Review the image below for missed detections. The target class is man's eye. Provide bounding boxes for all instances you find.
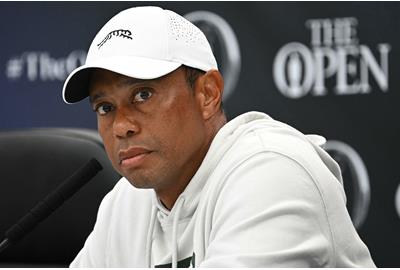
[95,104,114,115]
[133,90,152,103]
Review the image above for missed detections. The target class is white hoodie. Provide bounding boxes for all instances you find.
[70,111,376,267]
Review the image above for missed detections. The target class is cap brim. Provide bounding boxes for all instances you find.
[62,55,182,104]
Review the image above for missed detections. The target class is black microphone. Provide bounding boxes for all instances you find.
[0,158,103,253]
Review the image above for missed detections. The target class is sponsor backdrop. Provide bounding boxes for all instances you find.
[1,2,399,267]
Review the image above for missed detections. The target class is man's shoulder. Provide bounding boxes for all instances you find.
[223,118,317,168]
[207,117,341,204]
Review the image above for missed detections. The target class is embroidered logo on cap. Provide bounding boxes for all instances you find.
[97,29,133,49]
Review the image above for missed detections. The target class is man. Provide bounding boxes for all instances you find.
[62,6,375,267]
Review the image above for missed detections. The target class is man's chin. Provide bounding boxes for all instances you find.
[124,175,155,190]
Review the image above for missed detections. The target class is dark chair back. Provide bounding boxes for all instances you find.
[0,128,120,267]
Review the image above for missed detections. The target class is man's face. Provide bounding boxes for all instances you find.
[89,67,210,198]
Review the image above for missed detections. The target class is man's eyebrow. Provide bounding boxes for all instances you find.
[89,76,161,104]
[89,93,104,104]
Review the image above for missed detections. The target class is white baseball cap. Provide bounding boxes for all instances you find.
[62,6,218,104]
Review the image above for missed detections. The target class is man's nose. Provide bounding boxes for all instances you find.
[112,108,139,138]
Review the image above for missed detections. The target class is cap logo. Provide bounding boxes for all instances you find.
[97,29,133,49]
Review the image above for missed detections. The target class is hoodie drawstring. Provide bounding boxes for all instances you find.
[146,206,157,267]
[146,197,185,268]
[172,197,185,268]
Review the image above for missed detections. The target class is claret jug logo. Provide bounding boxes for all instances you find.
[273,17,391,98]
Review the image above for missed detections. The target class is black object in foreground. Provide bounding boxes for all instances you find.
[0,158,103,254]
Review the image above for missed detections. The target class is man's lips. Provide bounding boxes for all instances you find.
[118,147,152,167]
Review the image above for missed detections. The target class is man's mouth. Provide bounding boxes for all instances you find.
[118,147,152,168]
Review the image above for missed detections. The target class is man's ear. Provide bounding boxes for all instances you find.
[195,70,224,121]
